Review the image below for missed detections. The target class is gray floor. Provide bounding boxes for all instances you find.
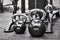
[0,11,60,40]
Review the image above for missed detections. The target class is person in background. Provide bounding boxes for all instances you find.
[0,0,4,13]
[11,0,18,14]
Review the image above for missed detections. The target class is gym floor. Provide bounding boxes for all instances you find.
[0,10,60,40]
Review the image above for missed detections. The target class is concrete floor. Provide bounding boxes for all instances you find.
[0,11,60,40]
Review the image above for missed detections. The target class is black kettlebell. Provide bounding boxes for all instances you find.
[28,21,46,37]
[13,21,26,34]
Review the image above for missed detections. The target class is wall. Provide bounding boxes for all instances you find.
[3,0,12,5]
[53,0,60,8]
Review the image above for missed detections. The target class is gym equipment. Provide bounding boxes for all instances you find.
[44,0,59,33]
[28,9,46,37]
[28,20,46,37]
[28,0,47,37]
[28,0,58,37]
[28,0,46,37]
[12,14,27,34]
[4,13,27,34]
[45,0,54,33]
